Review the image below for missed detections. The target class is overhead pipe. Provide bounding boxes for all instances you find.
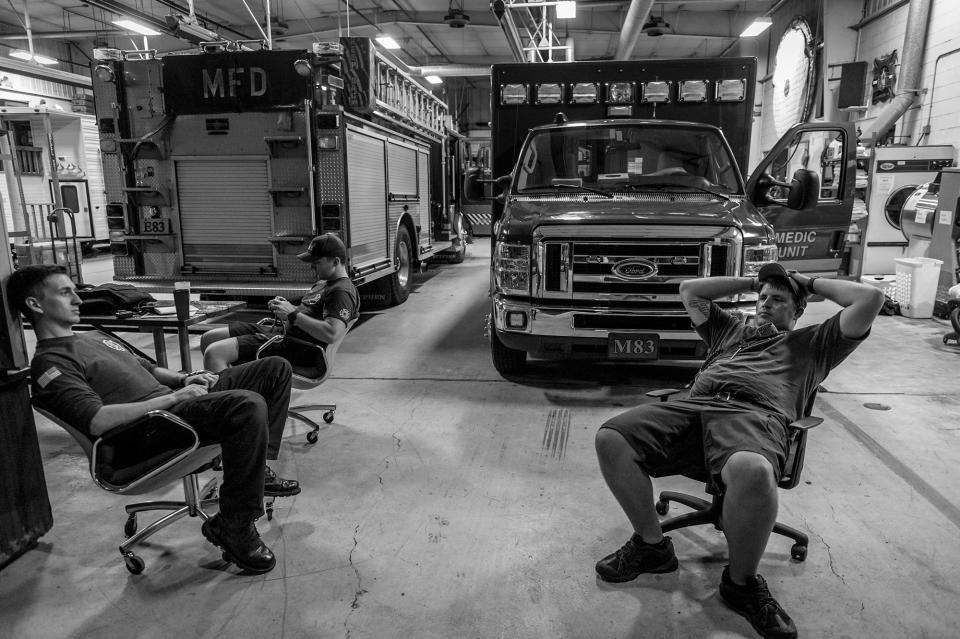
[860,0,933,146]
[491,0,530,63]
[614,0,655,60]
[408,65,491,77]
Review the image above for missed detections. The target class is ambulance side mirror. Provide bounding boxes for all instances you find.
[755,169,820,210]
[495,174,512,203]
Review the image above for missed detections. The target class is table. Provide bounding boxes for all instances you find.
[78,301,246,372]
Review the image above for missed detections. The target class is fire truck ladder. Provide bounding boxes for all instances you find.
[372,51,450,140]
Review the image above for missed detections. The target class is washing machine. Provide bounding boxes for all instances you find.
[858,145,954,276]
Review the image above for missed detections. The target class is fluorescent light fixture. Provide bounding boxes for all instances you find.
[740,16,772,38]
[556,1,576,19]
[32,54,58,65]
[376,35,401,50]
[113,19,161,36]
[9,50,32,61]
[424,75,443,85]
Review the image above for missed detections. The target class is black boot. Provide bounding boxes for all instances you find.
[264,465,301,497]
[202,513,276,574]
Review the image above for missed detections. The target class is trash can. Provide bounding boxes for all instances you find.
[860,274,896,296]
[892,257,943,318]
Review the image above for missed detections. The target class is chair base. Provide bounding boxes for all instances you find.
[288,403,337,444]
[657,490,810,562]
[117,472,219,574]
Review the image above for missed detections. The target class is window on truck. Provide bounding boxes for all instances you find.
[515,124,743,194]
[765,129,846,203]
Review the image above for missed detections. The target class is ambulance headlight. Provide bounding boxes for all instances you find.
[494,242,531,294]
[742,244,779,276]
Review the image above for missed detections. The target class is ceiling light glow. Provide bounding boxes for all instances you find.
[425,75,443,85]
[113,19,161,36]
[740,16,772,38]
[556,1,576,19]
[9,50,33,61]
[376,35,401,50]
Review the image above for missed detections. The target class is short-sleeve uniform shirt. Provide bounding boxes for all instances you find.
[288,276,359,344]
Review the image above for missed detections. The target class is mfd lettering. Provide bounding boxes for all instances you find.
[201,67,267,98]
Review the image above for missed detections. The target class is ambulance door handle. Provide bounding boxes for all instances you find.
[828,230,845,255]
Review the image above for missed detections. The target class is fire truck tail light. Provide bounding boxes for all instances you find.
[501,83,528,105]
[294,59,312,77]
[716,79,746,102]
[641,81,670,103]
[94,64,115,83]
[679,80,708,102]
[317,135,338,150]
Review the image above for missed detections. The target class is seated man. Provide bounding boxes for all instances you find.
[201,232,359,380]
[7,264,302,575]
[594,264,885,639]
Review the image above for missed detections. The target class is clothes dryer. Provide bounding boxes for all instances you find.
[859,145,953,275]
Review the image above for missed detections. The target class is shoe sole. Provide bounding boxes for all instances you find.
[201,522,276,574]
[264,486,301,497]
[596,555,679,583]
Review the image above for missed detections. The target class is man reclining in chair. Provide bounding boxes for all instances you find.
[200,232,359,379]
[8,264,300,575]
[594,264,885,639]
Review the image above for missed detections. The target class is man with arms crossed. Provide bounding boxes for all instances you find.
[595,264,884,638]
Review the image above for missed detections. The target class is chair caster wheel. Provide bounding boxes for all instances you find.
[791,543,807,561]
[306,430,319,444]
[266,506,274,521]
[655,500,669,516]
[124,514,138,538]
[123,552,145,574]
[323,411,335,423]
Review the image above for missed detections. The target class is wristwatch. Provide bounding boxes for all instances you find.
[287,310,299,326]
[806,276,819,295]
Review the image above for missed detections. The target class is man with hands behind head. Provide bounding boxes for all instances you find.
[7,264,298,575]
[594,264,885,639]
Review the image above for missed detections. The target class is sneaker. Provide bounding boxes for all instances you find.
[595,533,679,582]
[201,513,276,574]
[264,465,300,497]
[719,566,797,639]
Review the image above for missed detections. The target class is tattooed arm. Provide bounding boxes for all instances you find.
[678,277,758,327]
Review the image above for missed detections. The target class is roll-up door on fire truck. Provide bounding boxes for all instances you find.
[417,149,430,250]
[347,127,388,269]
[175,159,274,272]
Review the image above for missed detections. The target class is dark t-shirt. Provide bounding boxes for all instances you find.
[688,303,868,421]
[288,276,359,343]
[31,331,171,437]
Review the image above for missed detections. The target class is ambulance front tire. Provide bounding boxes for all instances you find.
[491,329,526,376]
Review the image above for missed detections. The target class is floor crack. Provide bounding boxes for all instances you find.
[343,524,367,638]
[805,518,846,584]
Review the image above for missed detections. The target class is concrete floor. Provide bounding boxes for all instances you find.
[2,244,960,638]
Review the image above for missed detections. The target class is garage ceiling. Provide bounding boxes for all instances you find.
[0,0,778,77]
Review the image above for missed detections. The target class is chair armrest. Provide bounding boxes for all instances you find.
[789,416,824,431]
[646,388,683,402]
[257,317,281,327]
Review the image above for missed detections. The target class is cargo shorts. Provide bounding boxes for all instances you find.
[600,395,791,493]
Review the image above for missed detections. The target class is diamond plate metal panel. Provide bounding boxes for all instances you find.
[113,255,136,278]
[101,150,124,200]
[277,254,316,281]
[274,209,312,236]
[316,142,345,202]
[144,252,178,277]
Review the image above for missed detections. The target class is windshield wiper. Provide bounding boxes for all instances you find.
[622,182,732,202]
[519,183,614,199]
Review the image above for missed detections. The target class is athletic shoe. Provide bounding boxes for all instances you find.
[719,566,797,639]
[595,533,679,582]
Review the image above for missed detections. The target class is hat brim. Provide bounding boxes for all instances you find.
[296,251,317,262]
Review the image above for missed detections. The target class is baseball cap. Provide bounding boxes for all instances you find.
[758,262,807,309]
[297,233,347,263]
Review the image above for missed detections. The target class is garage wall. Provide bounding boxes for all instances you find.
[856,0,960,148]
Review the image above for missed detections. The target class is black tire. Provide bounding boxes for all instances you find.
[490,325,526,376]
[323,411,335,423]
[389,226,414,305]
[306,430,319,444]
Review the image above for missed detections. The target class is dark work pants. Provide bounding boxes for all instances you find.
[169,357,292,522]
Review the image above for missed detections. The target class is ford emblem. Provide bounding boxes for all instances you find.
[612,258,658,280]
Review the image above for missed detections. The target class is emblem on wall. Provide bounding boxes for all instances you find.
[872,51,897,104]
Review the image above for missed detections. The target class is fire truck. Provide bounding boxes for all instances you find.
[488,59,856,375]
[89,37,466,305]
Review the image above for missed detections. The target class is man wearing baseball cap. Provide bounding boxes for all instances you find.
[201,233,359,494]
[594,263,885,639]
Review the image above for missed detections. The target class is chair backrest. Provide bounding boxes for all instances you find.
[34,407,221,496]
[257,317,358,387]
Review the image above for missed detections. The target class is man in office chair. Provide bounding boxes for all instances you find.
[201,232,359,379]
[7,264,298,575]
[594,263,885,639]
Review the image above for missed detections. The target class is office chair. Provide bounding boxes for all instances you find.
[645,388,823,561]
[255,317,358,444]
[34,407,222,574]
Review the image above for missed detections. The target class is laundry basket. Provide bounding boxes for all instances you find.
[892,257,943,318]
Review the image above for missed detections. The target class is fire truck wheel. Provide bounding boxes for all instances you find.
[388,226,414,305]
[491,327,526,376]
